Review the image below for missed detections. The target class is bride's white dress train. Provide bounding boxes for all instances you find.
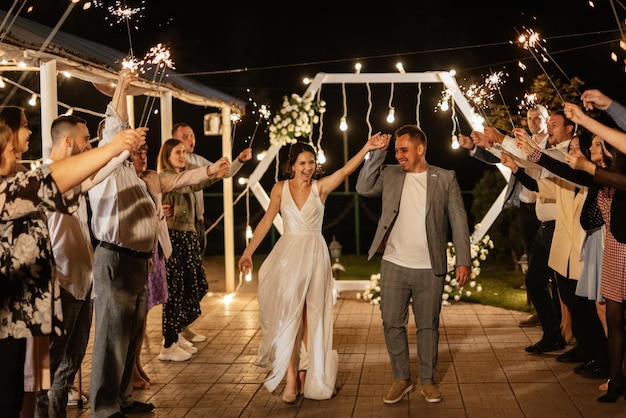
[255,180,338,400]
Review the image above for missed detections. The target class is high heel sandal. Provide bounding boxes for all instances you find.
[597,379,625,403]
[282,382,300,405]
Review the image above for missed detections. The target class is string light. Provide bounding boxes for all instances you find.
[386,108,395,123]
[315,87,326,165]
[386,82,395,123]
[28,93,37,106]
[339,82,348,131]
[396,62,405,73]
[339,117,348,131]
[451,97,459,149]
[415,82,422,126]
[317,149,326,164]
[354,62,362,74]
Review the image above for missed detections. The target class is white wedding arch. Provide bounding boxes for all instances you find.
[235,71,511,291]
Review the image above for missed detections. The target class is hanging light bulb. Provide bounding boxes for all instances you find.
[28,94,37,106]
[256,150,266,161]
[386,83,395,123]
[396,62,405,73]
[318,149,326,164]
[386,108,395,123]
[339,116,348,132]
[245,271,252,282]
[0,78,5,88]
[354,62,362,74]
[440,101,449,111]
[245,225,253,239]
[451,135,460,149]
[238,177,248,185]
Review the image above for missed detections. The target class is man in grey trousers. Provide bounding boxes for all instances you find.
[356,124,471,405]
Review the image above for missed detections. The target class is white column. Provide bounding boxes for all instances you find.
[39,60,57,158]
[221,107,236,293]
[160,91,173,144]
[126,95,135,127]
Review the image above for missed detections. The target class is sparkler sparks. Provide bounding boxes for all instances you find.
[247,104,271,147]
[515,26,582,102]
[138,43,176,126]
[143,43,175,70]
[517,28,543,52]
[521,92,538,109]
[121,56,143,73]
[92,1,146,27]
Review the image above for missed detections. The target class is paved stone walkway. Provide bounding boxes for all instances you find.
[66,259,625,417]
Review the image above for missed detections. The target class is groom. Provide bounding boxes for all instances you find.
[356,124,471,405]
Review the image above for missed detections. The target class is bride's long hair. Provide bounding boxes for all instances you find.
[282,141,324,179]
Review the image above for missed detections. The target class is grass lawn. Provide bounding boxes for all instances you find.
[215,254,534,314]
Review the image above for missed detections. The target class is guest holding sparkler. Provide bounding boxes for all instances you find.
[88,70,157,418]
[562,100,626,402]
[460,106,572,346]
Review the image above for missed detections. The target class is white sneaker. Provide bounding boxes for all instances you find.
[177,334,198,354]
[158,342,192,361]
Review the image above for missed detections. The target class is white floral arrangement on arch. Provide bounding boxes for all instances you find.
[268,93,326,146]
[357,225,492,306]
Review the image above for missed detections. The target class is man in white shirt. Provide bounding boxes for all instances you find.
[88,72,156,418]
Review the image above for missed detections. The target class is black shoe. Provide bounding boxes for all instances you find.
[556,346,584,363]
[525,338,565,353]
[580,366,610,380]
[121,401,154,415]
[574,360,597,374]
[108,413,128,418]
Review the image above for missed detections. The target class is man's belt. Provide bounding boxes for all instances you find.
[98,241,153,259]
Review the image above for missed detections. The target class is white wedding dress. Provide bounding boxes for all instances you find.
[255,180,338,400]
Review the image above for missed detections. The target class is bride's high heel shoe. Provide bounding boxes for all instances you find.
[282,381,300,405]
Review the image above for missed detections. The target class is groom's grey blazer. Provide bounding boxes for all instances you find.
[356,149,471,276]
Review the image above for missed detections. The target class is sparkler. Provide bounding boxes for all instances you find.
[487,69,515,130]
[515,27,581,102]
[138,43,175,127]
[521,92,538,109]
[92,1,147,58]
[247,104,270,148]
